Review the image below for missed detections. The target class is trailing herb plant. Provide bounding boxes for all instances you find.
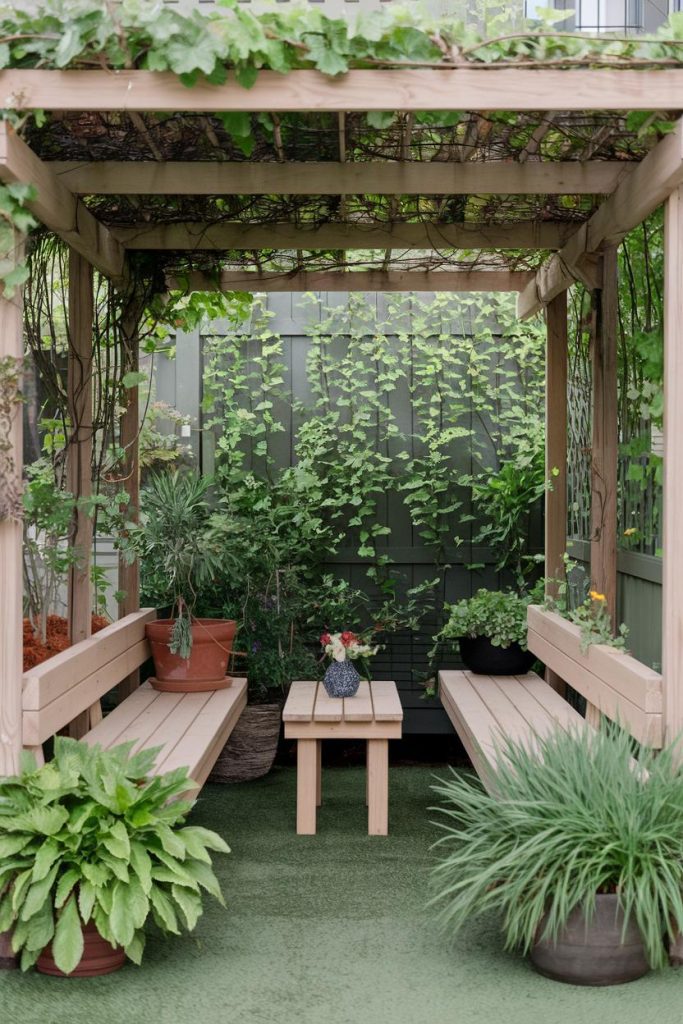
[0,738,230,973]
[436,588,533,653]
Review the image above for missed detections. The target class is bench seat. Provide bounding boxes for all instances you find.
[439,669,586,793]
[83,678,247,787]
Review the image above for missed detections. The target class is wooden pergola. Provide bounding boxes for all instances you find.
[1,65,682,777]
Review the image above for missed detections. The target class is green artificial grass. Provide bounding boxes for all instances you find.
[2,765,682,1024]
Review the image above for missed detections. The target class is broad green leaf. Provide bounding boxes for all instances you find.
[78,881,96,924]
[52,897,84,976]
[25,901,54,953]
[31,840,60,882]
[125,929,146,966]
[109,881,136,947]
[102,819,131,861]
[171,885,203,931]
[150,886,180,935]
[20,865,59,922]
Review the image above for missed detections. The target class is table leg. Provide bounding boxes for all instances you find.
[316,740,322,807]
[297,739,318,835]
[367,738,389,836]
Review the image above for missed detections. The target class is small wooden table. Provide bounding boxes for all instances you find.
[283,679,403,836]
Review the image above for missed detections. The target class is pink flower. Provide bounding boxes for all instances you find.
[320,633,331,647]
[340,631,357,647]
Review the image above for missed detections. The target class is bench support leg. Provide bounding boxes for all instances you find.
[316,740,322,807]
[296,739,318,835]
[367,738,389,836]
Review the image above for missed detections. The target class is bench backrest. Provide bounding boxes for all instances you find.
[527,604,663,748]
[22,609,156,746]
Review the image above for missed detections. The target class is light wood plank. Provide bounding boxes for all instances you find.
[519,118,683,318]
[283,680,318,722]
[367,739,389,836]
[527,605,662,711]
[296,739,318,835]
[312,683,344,723]
[0,236,24,777]
[141,690,214,766]
[0,123,126,284]
[170,270,534,295]
[663,185,683,750]
[517,673,587,734]
[284,721,402,740]
[114,220,572,252]
[466,673,542,751]
[342,679,374,722]
[22,608,155,707]
[370,680,403,722]
[492,677,563,741]
[439,672,501,782]
[5,68,683,113]
[158,679,247,782]
[49,160,632,197]
[316,741,322,807]
[22,639,151,745]
[114,691,185,755]
[81,684,159,749]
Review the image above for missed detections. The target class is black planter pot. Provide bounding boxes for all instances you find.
[530,894,650,986]
[459,635,535,676]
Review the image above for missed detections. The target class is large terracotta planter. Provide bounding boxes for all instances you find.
[209,702,282,783]
[146,618,237,692]
[459,636,535,676]
[530,894,649,986]
[37,922,125,978]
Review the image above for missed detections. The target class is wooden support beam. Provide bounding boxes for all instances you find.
[590,247,619,627]
[544,291,568,698]
[518,119,683,318]
[66,249,94,740]
[49,160,631,197]
[168,270,534,294]
[0,123,126,285]
[117,308,141,701]
[4,68,683,113]
[663,186,683,749]
[0,244,23,780]
[114,220,572,252]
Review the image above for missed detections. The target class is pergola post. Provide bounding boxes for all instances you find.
[544,291,568,696]
[117,306,140,699]
[663,186,683,749]
[66,249,96,738]
[587,246,619,727]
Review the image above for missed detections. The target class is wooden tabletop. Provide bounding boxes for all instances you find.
[283,679,403,739]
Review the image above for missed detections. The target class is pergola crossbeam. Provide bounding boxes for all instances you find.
[49,160,632,197]
[518,118,683,318]
[0,124,127,285]
[166,270,534,293]
[4,68,683,113]
[115,221,572,252]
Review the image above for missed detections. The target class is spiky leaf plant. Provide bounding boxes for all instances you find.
[430,725,683,969]
[0,738,230,974]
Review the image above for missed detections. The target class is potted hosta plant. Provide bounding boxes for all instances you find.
[129,471,238,692]
[0,738,230,977]
[320,630,379,698]
[430,725,683,986]
[436,589,535,675]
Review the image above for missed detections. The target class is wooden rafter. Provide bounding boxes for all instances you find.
[113,220,573,251]
[166,269,534,293]
[0,124,126,285]
[50,159,632,196]
[518,117,683,318]
[4,68,683,112]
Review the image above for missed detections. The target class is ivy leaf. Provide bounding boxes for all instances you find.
[366,111,397,130]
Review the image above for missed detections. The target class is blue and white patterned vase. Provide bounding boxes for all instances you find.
[323,659,361,698]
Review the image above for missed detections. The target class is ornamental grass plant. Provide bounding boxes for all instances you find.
[430,725,683,969]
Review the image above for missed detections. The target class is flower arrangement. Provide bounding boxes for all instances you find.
[319,630,379,663]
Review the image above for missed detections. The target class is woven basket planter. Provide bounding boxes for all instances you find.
[208,702,282,783]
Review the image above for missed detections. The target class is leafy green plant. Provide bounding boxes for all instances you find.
[436,588,532,652]
[0,737,230,974]
[543,555,629,653]
[430,724,683,969]
[127,470,228,658]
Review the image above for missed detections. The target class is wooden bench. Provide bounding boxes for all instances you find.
[22,608,247,788]
[283,679,403,836]
[439,605,664,790]
[439,670,587,792]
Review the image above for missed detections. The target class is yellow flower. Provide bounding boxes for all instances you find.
[589,590,606,602]
[623,528,637,537]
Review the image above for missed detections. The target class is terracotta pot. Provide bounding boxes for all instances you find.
[459,636,535,676]
[146,618,237,692]
[37,922,125,978]
[209,702,282,783]
[530,893,650,986]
